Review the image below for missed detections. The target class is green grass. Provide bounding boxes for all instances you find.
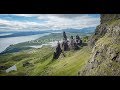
[29,46,91,76]
[107,19,120,26]
[0,45,91,76]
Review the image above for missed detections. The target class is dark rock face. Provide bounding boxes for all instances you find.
[101,14,120,24]
[89,14,120,47]
[53,41,62,59]
[0,66,7,70]
[80,14,120,76]
[62,31,69,51]
[76,35,82,46]
[63,31,67,40]
[62,40,69,51]
[70,36,77,50]
[53,32,83,59]
[70,36,75,49]
[70,35,82,50]
[88,23,108,47]
[23,62,33,67]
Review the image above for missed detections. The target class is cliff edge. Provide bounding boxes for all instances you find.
[80,14,120,76]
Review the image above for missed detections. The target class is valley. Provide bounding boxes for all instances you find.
[1,14,119,76]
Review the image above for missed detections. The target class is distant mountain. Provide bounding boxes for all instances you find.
[0,27,95,54]
[0,31,49,38]
[0,27,95,38]
[62,27,96,33]
[47,27,96,34]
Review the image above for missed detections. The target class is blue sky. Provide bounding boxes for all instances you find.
[0,14,100,32]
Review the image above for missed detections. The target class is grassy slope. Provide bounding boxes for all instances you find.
[93,19,120,75]
[0,46,91,76]
[80,19,120,76]
[33,46,91,76]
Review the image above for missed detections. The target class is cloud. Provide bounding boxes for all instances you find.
[38,14,100,30]
[0,19,42,30]
[12,14,87,18]
[12,14,36,17]
[0,14,100,31]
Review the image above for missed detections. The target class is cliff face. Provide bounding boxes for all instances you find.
[88,14,120,47]
[80,14,120,76]
[101,14,120,24]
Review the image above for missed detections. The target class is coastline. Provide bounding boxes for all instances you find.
[0,33,50,53]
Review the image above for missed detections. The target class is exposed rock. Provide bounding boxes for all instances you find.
[80,14,120,76]
[6,65,17,73]
[63,31,67,40]
[76,35,82,46]
[88,24,108,47]
[23,62,33,67]
[53,41,62,59]
[53,32,83,59]
[0,66,7,70]
[69,36,75,49]
[69,35,82,50]
[62,31,69,51]
[62,40,69,51]
[101,14,120,24]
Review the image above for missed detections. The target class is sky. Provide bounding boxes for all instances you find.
[0,14,100,32]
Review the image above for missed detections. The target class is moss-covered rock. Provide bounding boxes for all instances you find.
[80,14,120,76]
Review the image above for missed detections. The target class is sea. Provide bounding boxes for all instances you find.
[0,31,51,53]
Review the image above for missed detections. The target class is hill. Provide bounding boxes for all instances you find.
[0,45,91,76]
[79,14,120,76]
[1,14,119,76]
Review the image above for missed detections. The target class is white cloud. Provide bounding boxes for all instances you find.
[39,14,100,30]
[0,19,43,30]
[12,14,36,17]
[0,14,100,31]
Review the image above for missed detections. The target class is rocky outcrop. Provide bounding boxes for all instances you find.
[62,31,69,51]
[53,41,62,59]
[101,14,120,24]
[53,32,83,59]
[80,14,120,76]
[88,23,108,46]
[88,14,120,47]
[69,35,82,50]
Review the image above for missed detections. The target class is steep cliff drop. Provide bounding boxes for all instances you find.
[80,14,120,76]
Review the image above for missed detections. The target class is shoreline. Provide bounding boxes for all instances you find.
[0,33,51,53]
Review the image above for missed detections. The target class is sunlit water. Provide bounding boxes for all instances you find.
[0,33,13,36]
[28,40,63,49]
[0,33,50,53]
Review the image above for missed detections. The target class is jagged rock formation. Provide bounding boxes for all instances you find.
[88,14,120,47]
[53,32,83,59]
[101,14,120,24]
[62,31,69,51]
[76,35,82,46]
[70,35,81,50]
[53,41,62,59]
[70,36,76,50]
[80,14,120,76]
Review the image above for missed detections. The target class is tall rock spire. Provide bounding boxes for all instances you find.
[63,31,67,40]
[62,31,69,51]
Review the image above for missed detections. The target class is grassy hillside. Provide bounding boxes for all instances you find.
[80,16,120,76]
[0,45,92,76]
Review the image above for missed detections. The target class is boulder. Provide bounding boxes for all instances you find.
[0,66,7,70]
[23,62,32,67]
